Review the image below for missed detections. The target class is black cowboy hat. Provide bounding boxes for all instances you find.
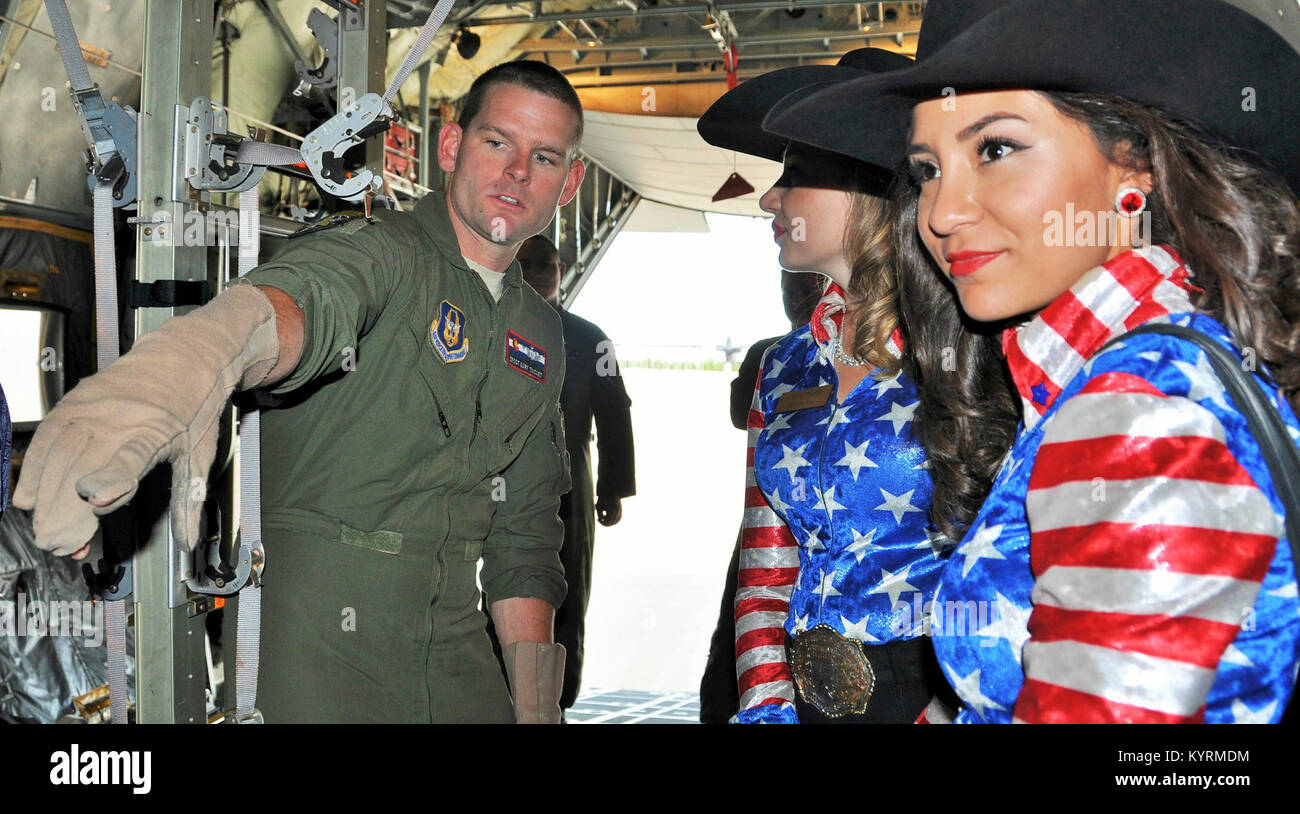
[697,47,913,164]
[764,0,1300,193]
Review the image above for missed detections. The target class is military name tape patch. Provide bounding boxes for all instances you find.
[505,330,546,382]
[431,299,469,363]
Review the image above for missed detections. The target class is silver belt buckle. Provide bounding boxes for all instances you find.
[789,625,876,718]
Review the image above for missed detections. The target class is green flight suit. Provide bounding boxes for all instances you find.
[231,190,570,723]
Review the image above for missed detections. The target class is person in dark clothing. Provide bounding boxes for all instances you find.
[516,235,636,710]
[702,269,825,723]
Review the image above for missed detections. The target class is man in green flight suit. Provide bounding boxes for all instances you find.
[14,60,587,723]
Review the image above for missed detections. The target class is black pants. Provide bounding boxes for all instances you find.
[698,533,742,723]
[553,493,594,709]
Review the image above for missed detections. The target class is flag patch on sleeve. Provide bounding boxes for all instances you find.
[505,330,546,382]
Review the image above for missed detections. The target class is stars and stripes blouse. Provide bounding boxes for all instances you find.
[733,283,941,724]
[932,245,1300,723]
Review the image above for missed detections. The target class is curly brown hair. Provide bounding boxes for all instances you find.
[841,171,904,378]
[896,91,1300,541]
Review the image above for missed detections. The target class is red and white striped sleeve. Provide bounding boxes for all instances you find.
[733,358,802,722]
[1016,371,1283,723]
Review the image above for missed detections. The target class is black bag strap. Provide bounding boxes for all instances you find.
[1100,323,1300,566]
[127,279,212,308]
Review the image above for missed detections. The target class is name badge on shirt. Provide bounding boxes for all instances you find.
[505,330,547,382]
[774,385,832,413]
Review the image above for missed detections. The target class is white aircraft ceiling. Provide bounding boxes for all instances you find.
[581,110,782,220]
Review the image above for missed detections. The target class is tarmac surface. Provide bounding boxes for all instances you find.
[566,688,699,724]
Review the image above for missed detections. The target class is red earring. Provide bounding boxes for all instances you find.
[1115,187,1146,217]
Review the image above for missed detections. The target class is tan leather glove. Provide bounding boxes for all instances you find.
[12,284,280,556]
[501,641,566,724]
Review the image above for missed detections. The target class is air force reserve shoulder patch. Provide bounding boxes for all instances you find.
[431,300,469,363]
[505,330,546,382]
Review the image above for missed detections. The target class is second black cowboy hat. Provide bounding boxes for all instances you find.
[697,47,913,164]
[763,0,1300,193]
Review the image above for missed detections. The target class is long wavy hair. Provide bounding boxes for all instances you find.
[840,165,903,377]
[893,186,1020,542]
[897,90,1300,541]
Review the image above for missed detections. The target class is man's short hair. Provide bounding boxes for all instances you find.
[522,234,558,254]
[457,60,584,151]
[520,234,562,273]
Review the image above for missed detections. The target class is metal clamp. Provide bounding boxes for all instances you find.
[78,97,138,207]
[293,8,339,95]
[184,536,256,597]
[83,557,132,602]
[300,92,390,201]
[45,0,138,206]
[180,97,267,193]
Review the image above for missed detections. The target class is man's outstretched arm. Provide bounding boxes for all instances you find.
[14,209,405,558]
[13,284,298,557]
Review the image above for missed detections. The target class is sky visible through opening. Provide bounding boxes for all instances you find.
[570,210,794,695]
[569,212,794,363]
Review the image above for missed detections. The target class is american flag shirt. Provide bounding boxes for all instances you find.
[933,245,1300,724]
[734,283,940,724]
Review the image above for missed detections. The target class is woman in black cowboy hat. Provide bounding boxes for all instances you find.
[698,48,959,724]
[767,0,1300,723]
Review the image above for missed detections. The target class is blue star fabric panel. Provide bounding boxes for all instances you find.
[751,326,942,645]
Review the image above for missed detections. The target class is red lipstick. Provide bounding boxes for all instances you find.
[946,250,1003,277]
